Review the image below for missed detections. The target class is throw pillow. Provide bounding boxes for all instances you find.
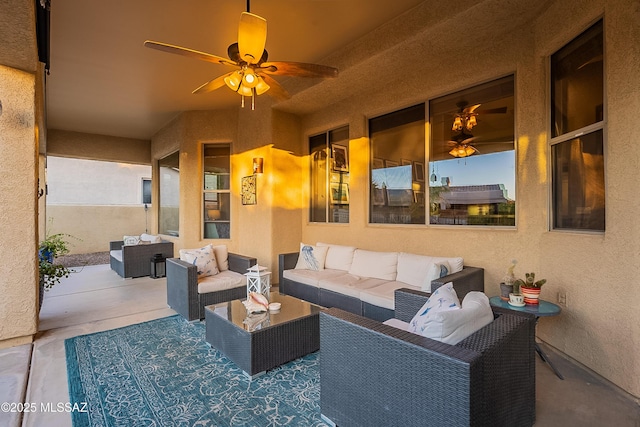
[294,243,328,271]
[409,290,494,345]
[212,245,229,271]
[179,244,219,277]
[123,235,140,246]
[408,282,460,334]
[421,261,451,293]
[140,233,162,243]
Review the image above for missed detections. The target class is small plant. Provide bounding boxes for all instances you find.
[514,272,546,290]
[39,232,76,290]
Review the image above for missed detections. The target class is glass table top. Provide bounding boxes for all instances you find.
[212,292,322,332]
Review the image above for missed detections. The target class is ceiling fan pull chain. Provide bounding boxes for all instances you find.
[251,88,256,110]
[241,95,245,108]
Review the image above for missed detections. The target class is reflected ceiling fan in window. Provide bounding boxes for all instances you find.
[144,1,339,110]
[447,101,509,158]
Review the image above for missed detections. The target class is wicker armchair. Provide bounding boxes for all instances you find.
[320,288,536,427]
[166,253,257,321]
[109,240,174,278]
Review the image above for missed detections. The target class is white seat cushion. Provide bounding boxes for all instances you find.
[348,249,398,281]
[360,281,419,310]
[197,270,244,294]
[319,276,388,299]
[382,318,409,330]
[282,269,346,287]
[110,249,123,262]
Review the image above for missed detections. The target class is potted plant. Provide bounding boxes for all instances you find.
[499,259,518,300]
[38,232,76,309]
[514,272,546,305]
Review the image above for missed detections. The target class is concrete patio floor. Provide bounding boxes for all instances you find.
[1,264,638,426]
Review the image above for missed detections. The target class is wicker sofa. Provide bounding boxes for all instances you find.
[279,244,484,321]
[109,239,174,278]
[320,288,536,427]
[166,252,257,321]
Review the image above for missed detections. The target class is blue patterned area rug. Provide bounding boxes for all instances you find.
[65,315,326,426]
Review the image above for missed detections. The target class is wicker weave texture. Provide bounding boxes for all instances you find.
[319,302,536,427]
[166,253,256,321]
[109,240,174,278]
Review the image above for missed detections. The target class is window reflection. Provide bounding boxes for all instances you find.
[159,151,180,236]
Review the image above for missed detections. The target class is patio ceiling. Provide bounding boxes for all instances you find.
[44,0,425,140]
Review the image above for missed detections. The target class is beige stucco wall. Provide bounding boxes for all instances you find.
[47,129,151,165]
[291,0,640,398]
[0,64,38,348]
[46,205,151,254]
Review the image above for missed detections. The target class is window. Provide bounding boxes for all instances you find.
[369,104,425,224]
[158,151,180,236]
[203,144,231,238]
[142,178,151,204]
[429,76,515,226]
[551,20,604,232]
[309,126,349,223]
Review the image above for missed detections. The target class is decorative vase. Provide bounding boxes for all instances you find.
[499,282,514,301]
[521,286,541,304]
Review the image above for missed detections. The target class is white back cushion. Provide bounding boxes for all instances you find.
[433,256,464,273]
[317,242,357,271]
[140,233,162,243]
[348,249,398,281]
[396,252,435,287]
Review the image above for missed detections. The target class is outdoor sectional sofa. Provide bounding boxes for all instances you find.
[109,237,174,278]
[166,251,257,321]
[320,288,537,427]
[278,243,484,321]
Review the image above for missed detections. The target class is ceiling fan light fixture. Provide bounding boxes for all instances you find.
[254,76,270,95]
[449,145,477,158]
[466,115,477,130]
[237,84,253,97]
[242,69,258,88]
[452,116,463,131]
[224,71,242,90]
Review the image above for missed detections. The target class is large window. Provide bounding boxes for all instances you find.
[309,126,349,223]
[551,20,604,232]
[369,104,425,224]
[158,151,179,236]
[429,76,515,226]
[203,144,231,239]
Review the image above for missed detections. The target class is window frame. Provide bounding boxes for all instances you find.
[548,18,606,234]
[202,143,231,239]
[308,125,350,224]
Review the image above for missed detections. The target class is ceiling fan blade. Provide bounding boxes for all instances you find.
[192,72,233,94]
[258,61,339,78]
[464,104,481,114]
[259,74,290,101]
[144,40,238,67]
[238,12,267,64]
[478,106,508,114]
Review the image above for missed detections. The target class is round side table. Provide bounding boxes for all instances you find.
[489,296,564,380]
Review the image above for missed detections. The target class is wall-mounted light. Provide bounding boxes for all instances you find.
[253,157,263,174]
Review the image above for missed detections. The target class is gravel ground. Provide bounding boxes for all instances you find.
[55,251,111,268]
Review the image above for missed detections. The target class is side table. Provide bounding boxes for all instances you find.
[489,296,564,380]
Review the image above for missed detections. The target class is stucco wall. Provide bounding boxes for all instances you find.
[46,205,151,254]
[292,0,640,398]
[47,129,151,165]
[0,65,38,348]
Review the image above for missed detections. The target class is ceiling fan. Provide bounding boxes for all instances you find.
[144,2,339,110]
[448,101,509,157]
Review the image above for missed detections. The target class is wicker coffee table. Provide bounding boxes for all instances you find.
[204,292,322,377]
